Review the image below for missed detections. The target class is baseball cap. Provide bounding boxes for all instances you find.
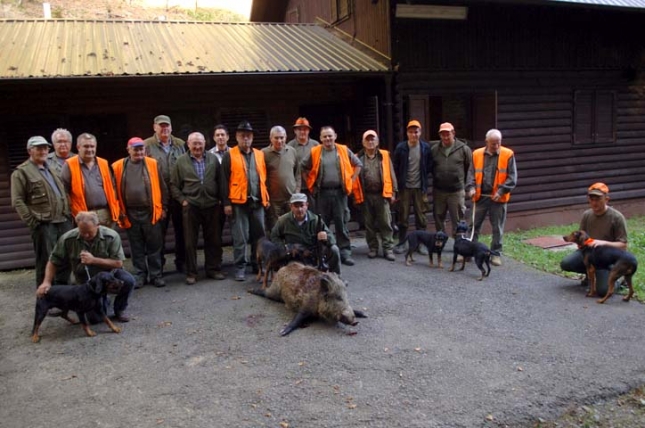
[26,136,50,149]
[154,115,171,125]
[439,122,454,133]
[407,120,422,129]
[362,130,378,140]
[289,193,308,204]
[128,137,145,148]
[588,182,609,196]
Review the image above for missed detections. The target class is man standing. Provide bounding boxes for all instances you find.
[144,114,187,273]
[60,133,119,227]
[430,122,472,237]
[171,132,226,285]
[221,121,269,282]
[465,129,517,266]
[262,125,301,232]
[302,126,362,266]
[287,117,319,206]
[112,137,168,289]
[271,193,342,275]
[11,136,72,285]
[393,120,433,253]
[36,211,135,323]
[208,124,230,162]
[355,130,398,261]
[47,128,73,177]
[560,183,628,295]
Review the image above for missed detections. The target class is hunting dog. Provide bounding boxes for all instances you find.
[401,230,449,267]
[562,230,637,304]
[31,271,125,343]
[255,237,314,289]
[450,221,499,280]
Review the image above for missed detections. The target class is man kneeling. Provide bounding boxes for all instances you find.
[270,193,342,275]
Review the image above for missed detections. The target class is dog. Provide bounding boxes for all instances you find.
[31,271,125,343]
[256,237,315,289]
[450,221,499,280]
[562,230,637,304]
[401,230,449,267]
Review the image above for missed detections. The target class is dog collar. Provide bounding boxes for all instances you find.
[580,238,595,249]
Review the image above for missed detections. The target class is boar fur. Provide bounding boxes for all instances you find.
[249,262,367,336]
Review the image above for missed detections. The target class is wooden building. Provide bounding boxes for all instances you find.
[252,0,645,227]
[0,20,388,270]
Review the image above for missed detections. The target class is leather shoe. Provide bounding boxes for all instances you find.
[384,251,395,261]
[341,257,355,266]
[393,243,407,254]
[367,249,378,259]
[235,269,246,282]
[113,313,130,323]
[185,276,197,285]
[134,277,145,289]
[417,245,429,255]
[490,255,502,266]
[152,277,166,288]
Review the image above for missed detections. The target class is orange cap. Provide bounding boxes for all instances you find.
[439,122,454,133]
[588,182,609,196]
[293,117,312,129]
[407,119,422,129]
[362,130,378,140]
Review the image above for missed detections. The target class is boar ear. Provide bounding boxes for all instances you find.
[320,275,332,296]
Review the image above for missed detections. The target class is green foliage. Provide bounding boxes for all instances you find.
[185,8,245,22]
[484,216,645,300]
[52,6,64,19]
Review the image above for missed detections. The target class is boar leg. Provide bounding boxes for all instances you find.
[280,311,310,336]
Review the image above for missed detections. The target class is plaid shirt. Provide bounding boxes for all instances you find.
[190,153,205,183]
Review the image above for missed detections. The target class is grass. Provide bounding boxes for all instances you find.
[483,215,645,299]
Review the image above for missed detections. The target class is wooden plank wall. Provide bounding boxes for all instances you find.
[396,70,645,214]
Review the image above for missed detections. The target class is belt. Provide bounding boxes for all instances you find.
[320,187,342,191]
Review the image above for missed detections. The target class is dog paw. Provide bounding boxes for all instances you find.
[86,330,97,337]
[596,299,606,304]
[112,327,122,334]
[31,335,41,343]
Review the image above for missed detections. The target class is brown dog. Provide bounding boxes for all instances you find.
[563,230,638,304]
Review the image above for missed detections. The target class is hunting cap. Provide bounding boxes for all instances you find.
[154,115,171,125]
[289,193,308,204]
[362,130,378,140]
[26,136,50,149]
[407,119,422,129]
[439,122,455,133]
[293,117,312,129]
[588,182,609,196]
[127,137,145,148]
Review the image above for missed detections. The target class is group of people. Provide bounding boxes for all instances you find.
[10,113,629,322]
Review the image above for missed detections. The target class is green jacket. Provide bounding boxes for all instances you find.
[11,160,69,230]
[430,139,472,192]
[144,135,186,186]
[271,210,336,248]
[170,152,225,209]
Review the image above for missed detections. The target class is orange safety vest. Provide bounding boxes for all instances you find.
[228,146,269,207]
[112,157,163,229]
[472,146,514,203]
[66,155,120,221]
[306,144,357,197]
[352,149,394,204]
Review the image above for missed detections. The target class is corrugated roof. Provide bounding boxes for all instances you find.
[546,0,645,7]
[0,20,389,79]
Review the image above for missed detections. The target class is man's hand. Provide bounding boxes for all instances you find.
[79,250,95,265]
[224,205,232,216]
[36,282,51,298]
[317,231,328,241]
[468,189,476,200]
[492,193,501,202]
[182,200,189,207]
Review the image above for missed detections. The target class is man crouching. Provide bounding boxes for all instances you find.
[270,193,342,275]
[36,211,135,323]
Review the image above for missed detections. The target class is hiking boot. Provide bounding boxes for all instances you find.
[185,276,197,285]
[393,243,407,254]
[384,250,395,261]
[152,277,166,288]
[113,312,130,323]
[490,255,502,266]
[341,257,355,266]
[235,268,246,282]
[207,271,226,280]
[134,277,145,289]
[367,249,378,259]
[417,245,428,255]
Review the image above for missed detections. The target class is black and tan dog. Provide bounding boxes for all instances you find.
[450,221,499,280]
[31,271,125,343]
[563,230,638,304]
[256,237,314,289]
[401,230,449,267]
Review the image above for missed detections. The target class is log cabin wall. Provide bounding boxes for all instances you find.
[393,3,645,214]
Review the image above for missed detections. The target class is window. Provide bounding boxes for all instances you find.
[574,90,616,145]
[332,0,352,22]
